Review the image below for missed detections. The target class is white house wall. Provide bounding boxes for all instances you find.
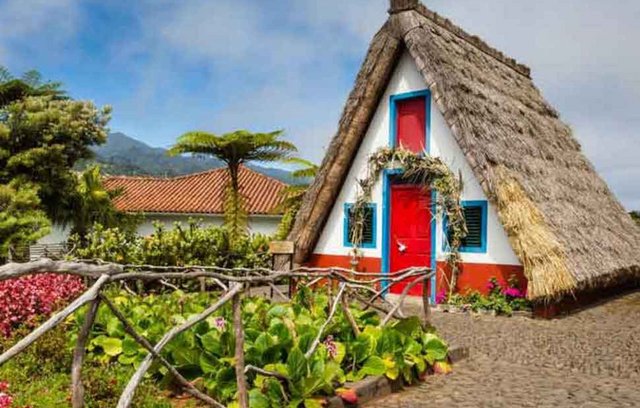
[313,51,520,267]
[37,214,281,244]
[136,214,280,237]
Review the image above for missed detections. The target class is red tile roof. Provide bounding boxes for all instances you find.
[103,166,287,215]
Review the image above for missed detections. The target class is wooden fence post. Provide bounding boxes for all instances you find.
[232,283,249,408]
[422,275,431,326]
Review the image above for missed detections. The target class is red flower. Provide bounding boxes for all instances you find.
[0,274,85,337]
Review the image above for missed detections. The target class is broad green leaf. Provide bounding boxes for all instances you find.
[122,337,139,356]
[303,398,325,408]
[106,317,125,337]
[199,353,218,374]
[249,389,270,408]
[359,356,386,377]
[94,336,123,357]
[392,316,421,337]
[333,342,346,364]
[287,347,308,381]
[423,333,448,363]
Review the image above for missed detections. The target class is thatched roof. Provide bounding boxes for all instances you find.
[289,0,640,300]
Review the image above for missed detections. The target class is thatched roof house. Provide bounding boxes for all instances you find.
[289,0,640,302]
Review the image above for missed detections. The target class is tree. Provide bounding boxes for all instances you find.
[274,158,318,240]
[0,66,66,108]
[169,130,297,239]
[631,211,640,226]
[0,181,50,260]
[0,96,111,224]
[69,165,133,240]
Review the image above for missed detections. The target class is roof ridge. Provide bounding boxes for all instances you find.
[412,3,531,78]
[103,167,226,182]
[104,165,288,186]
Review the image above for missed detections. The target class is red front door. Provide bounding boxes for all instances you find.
[389,183,432,295]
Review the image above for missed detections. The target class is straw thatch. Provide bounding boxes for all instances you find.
[289,0,640,300]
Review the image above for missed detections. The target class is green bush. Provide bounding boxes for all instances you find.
[69,220,271,268]
[0,324,174,408]
[72,286,450,407]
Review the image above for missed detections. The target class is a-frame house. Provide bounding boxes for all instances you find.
[289,0,640,308]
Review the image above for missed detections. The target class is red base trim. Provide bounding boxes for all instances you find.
[305,254,527,297]
[435,261,527,297]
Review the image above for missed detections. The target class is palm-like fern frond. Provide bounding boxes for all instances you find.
[169,129,298,241]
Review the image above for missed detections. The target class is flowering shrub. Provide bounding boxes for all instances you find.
[0,381,12,408]
[440,276,530,315]
[0,274,84,337]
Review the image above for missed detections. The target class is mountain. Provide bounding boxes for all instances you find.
[81,132,297,184]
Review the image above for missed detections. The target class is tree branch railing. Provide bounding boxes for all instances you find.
[0,259,435,408]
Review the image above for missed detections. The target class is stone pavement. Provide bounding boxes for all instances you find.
[367,291,640,407]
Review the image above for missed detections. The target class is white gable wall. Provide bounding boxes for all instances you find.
[313,51,520,266]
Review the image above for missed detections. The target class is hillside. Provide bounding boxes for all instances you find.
[81,132,296,183]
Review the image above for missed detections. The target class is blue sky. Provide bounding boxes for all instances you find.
[1,0,639,209]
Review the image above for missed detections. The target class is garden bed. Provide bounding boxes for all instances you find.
[0,261,454,407]
[324,345,469,407]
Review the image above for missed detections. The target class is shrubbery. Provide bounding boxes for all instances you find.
[439,277,531,315]
[0,324,173,408]
[0,273,84,337]
[73,286,450,407]
[69,221,271,268]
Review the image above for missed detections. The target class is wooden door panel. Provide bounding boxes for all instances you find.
[389,183,432,295]
[396,97,426,153]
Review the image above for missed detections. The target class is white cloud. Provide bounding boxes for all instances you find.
[0,0,80,66]
[114,0,639,209]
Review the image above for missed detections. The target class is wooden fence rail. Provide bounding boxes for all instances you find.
[0,259,434,408]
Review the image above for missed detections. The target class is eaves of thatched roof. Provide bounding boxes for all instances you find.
[289,0,640,300]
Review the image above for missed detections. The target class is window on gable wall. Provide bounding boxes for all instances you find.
[444,200,488,253]
[344,203,376,249]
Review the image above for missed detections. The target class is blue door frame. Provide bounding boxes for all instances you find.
[382,89,437,303]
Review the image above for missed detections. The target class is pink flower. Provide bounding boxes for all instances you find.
[323,335,337,359]
[503,287,523,298]
[213,317,226,331]
[0,382,12,408]
[436,290,447,304]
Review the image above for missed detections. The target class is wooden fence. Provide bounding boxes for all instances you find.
[0,258,433,408]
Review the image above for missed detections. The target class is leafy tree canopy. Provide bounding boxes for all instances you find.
[0,96,111,224]
[0,181,50,257]
[0,66,66,108]
[69,165,135,239]
[631,211,640,226]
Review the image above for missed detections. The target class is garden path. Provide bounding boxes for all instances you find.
[367,290,640,407]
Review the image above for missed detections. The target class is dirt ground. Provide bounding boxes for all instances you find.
[367,290,640,407]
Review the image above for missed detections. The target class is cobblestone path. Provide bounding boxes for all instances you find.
[367,290,640,407]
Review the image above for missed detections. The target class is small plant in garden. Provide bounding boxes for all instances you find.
[0,273,84,337]
[439,276,530,315]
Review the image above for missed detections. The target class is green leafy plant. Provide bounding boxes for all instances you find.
[69,220,271,268]
[74,286,450,407]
